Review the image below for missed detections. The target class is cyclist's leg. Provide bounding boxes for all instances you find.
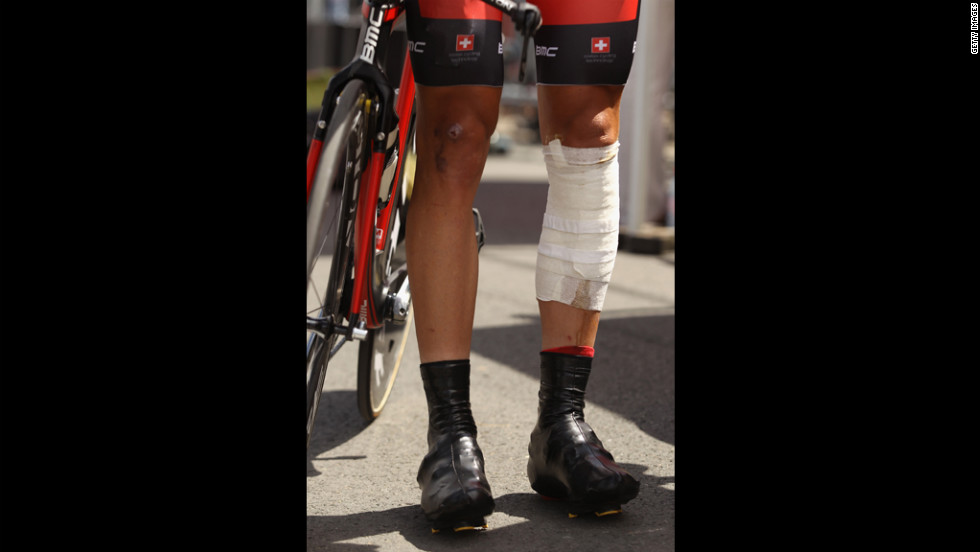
[531,84,639,514]
[406,84,501,531]
[406,84,500,365]
[526,0,642,516]
[404,0,505,531]
[531,0,640,348]
[535,84,624,351]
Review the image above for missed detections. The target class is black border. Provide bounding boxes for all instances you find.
[2,4,306,547]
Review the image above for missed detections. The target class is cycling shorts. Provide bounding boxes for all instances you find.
[403,0,641,87]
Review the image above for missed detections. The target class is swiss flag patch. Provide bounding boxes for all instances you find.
[591,37,611,53]
[456,34,475,51]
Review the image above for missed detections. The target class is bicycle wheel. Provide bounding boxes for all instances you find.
[356,110,415,421]
[307,80,370,447]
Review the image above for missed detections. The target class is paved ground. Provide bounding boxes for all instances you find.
[306,147,675,551]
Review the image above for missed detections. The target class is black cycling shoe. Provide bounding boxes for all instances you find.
[527,351,640,517]
[417,360,494,532]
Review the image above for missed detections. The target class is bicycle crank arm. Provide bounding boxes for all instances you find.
[384,267,411,323]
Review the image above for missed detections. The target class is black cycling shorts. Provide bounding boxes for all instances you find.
[404,0,641,87]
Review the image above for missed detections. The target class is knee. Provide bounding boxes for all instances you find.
[538,85,624,148]
[549,108,619,148]
[430,112,497,149]
[413,86,502,205]
[428,111,496,153]
[420,111,498,183]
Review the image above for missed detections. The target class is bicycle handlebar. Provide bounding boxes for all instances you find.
[366,0,541,32]
[479,0,543,35]
[478,0,542,81]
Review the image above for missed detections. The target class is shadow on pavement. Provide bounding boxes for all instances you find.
[308,390,374,476]
[473,181,548,245]
[306,311,675,548]
[307,464,673,551]
[470,314,675,447]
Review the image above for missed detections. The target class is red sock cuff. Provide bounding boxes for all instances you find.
[542,346,595,357]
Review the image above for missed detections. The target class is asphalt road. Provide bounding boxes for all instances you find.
[306,146,675,551]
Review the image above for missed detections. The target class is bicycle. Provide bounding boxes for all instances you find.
[306,0,542,447]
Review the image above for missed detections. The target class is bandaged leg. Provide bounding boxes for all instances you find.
[536,139,620,311]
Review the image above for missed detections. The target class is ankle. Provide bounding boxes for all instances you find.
[536,351,594,427]
[541,345,594,357]
[421,360,477,443]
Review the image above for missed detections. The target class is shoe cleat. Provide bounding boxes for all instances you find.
[431,519,488,534]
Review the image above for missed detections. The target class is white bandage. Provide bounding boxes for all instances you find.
[536,139,620,311]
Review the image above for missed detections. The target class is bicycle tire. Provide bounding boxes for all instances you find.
[356,108,416,421]
[307,80,371,447]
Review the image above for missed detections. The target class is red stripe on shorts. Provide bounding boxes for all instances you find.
[535,0,640,26]
[418,0,503,21]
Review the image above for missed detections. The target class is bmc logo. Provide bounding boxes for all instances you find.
[359,6,385,63]
[536,45,558,57]
[591,37,611,53]
[456,34,475,51]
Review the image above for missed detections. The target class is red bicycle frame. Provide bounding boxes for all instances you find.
[306,0,416,335]
[307,0,539,337]
[349,49,415,331]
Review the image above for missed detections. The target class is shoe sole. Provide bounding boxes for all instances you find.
[426,493,494,534]
[533,476,638,518]
[539,492,627,518]
[430,518,489,534]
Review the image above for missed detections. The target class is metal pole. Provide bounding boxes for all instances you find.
[621,0,674,234]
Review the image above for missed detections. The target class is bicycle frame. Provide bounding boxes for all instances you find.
[307,0,416,340]
[307,0,540,343]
